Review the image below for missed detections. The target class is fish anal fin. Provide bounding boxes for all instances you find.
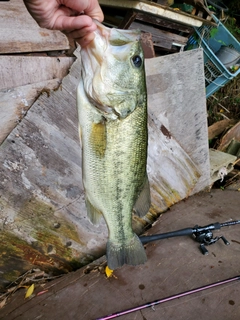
[106,234,147,270]
[134,176,151,217]
[86,197,102,225]
[90,121,106,157]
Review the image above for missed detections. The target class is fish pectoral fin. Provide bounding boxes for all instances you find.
[133,176,151,217]
[90,121,106,157]
[86,197,103,225]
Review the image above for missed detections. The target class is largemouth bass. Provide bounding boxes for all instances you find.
[77,21,150,270]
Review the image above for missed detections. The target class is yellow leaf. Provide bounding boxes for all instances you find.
[105,266,114,278]
[25,284,34,299]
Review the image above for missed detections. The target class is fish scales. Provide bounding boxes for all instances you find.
[77,21,150,269]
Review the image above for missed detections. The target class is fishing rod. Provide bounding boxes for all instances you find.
[139,219,240,255]
[95,275,240,320]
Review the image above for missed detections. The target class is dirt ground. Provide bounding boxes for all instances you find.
[1,189,240,320]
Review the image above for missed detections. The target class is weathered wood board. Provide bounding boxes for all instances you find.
[145,49,210,195]
[0,0,69,54]
[0,56,75,145]
[99,0,204,27]
[0,79,62,145]
[0,56,74,91]
[131,21,188,49]
[0,48,209,289]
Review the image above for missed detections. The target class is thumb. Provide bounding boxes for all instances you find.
[83,0,104,22]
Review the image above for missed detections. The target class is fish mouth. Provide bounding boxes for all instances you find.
[84,20,141,64]
[80,21,143,119]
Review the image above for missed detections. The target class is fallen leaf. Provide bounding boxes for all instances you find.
[105,266,114,278]
[0,298,7,309]
[25,284,34,299]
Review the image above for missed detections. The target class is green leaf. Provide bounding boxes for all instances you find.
[210,28,218,38]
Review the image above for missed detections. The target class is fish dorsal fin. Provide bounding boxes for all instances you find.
[133,176,151,217]
[86,197,103,225]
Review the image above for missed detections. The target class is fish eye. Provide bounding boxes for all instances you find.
[131,55,142,68]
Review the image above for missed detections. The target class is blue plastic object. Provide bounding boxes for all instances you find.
[186,16,240,98]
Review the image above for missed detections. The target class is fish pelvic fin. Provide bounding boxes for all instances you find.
[106,234,147,270]
[134,175,151,217]
[86,197,103,225]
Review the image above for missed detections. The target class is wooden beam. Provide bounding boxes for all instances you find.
[131,21,188,49]
[99,0,204,27]
[136,12,194,34]
[0,56,74,90]
[141,33,155,58]
[118,9,137,29]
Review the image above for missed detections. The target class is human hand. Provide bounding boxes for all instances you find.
[23,0,104,47]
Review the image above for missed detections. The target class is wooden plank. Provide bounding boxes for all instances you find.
[0,57,107,290]
[99,0,204,27]
[118,9,137,29]
[0,0,69,54]
[0,79,63,145]
[218,121,240,152]
[208,119,237,140]
[145,49,210,194]
[140,33,155,58]
[132,21,188,44]
[136,12,194,33]
[0,56,75,90]
[131,21,188,49]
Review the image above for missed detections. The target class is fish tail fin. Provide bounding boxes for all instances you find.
[106,234,147,270]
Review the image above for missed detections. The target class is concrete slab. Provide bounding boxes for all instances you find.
[1,189,240,320]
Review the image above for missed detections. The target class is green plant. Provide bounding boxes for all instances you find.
[224,17,240,40]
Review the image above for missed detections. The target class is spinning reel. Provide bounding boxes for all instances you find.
[140,220,240,255]
[192,225,230,255]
